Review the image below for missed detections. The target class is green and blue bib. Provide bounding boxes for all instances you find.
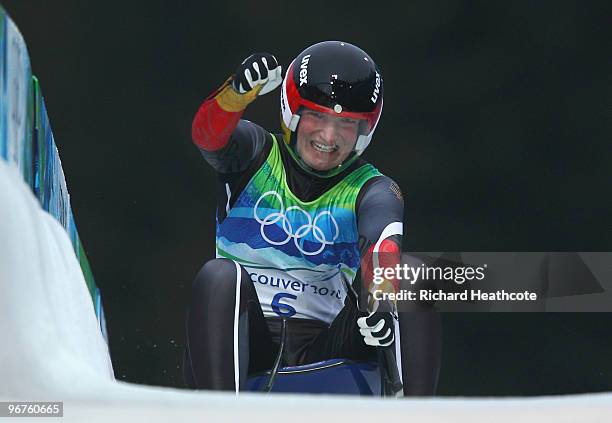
[216,135,381,323]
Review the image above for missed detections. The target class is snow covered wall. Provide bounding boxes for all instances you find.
[0,5,105,333]
[1,5,612,422]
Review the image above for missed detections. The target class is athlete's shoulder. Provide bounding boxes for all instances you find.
[234,119,273,146]
[202,119,273,176]
[355,172,404,253]
[356,167,404,208]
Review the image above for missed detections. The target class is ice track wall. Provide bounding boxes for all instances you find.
[0,5,106,337]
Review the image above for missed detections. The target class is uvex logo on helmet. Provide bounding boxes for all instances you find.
[299,54,311,86]
[371,71,381,104]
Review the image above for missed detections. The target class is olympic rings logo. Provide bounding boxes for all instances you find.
[254,191,339,256]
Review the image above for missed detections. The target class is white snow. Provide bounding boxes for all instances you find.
[1,158,611,422]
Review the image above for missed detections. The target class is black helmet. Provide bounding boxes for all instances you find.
[280,41,383,175]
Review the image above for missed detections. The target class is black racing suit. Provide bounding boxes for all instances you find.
[184,114,441,395]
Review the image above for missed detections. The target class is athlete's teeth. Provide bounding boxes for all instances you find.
[312,141,336,152]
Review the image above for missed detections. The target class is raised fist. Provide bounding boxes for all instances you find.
[232,53,282,96]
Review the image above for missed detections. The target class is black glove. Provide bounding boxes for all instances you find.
[232,53,282,95]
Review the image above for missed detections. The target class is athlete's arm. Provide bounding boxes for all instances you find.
[356,176,441,396]
[357,176,404,299]
[191,53,282,173]
[354,175,403,350]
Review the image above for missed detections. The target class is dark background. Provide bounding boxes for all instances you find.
[3,0,611,395]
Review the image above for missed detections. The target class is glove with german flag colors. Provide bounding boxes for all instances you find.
[212,53,282,113]
[232,53,282,95]
[192,53,282,151]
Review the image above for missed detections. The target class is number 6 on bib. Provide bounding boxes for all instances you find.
[271,293,297,317]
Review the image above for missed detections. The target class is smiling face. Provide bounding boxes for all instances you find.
[295,109,361,171]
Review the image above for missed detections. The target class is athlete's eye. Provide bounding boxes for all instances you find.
[305,111,324,120]
[339,118,359,130]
